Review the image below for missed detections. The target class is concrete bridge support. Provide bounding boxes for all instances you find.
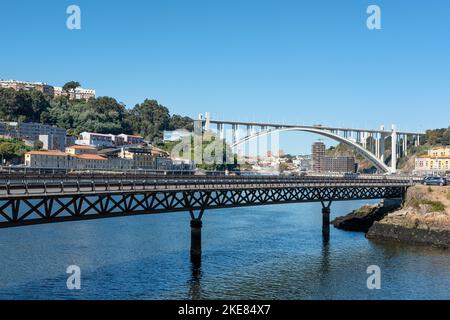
[321,202,332,242]
[190,218,203,260]
[189,208,205,263]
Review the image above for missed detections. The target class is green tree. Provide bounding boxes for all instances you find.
[62,81,81,97]
[125,99,171,143]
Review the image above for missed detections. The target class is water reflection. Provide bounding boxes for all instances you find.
[188,254,202,300]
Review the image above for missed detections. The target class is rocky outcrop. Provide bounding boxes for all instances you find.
[331,200,401,232]
[366,185,450,248]
[366,222,450,248]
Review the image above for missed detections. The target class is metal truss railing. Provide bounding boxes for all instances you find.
[0,182,407,228]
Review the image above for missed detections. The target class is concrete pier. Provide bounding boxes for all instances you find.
[190,218,203,260]
[322,207,330,241]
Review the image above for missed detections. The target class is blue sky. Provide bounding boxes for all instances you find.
[1,0,449,154]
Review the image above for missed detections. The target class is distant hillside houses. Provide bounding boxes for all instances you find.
[0,79,95,101]
[0,121,66,151]
[76,132,145,148]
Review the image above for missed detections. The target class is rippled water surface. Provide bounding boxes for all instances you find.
[0,200,449,299]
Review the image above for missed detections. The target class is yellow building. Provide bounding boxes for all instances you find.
[65,145,97,156]
[415,147,450,174]
[118,148,155,169]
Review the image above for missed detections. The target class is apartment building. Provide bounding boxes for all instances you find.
[0,121,67,151]
[415,147,450,175]
[312,142,326,172]
[77,132,114,148]
[0,80,54,96]
[117,134,144,145]
[0,79,95,101]
[76,132,145,148]
[323,156,357,173]
[53,86,96,101]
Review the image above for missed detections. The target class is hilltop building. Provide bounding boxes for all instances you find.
[53,86,95,101]
[0,79,95,101]
[0,80,54,96]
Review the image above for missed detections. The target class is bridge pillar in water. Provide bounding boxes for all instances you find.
[190,218,203,261]
[322,206,330,242]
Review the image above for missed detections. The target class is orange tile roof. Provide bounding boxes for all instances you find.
[76,154,107,160]
[67,145,97,149]
[26,151,69,156]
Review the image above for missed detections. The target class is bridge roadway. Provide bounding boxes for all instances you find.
[0,174,414,260]
[0,174,413,198]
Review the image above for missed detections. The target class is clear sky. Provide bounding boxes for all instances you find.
[1,0,449,154]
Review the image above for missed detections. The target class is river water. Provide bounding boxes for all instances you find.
[0,200,449,300]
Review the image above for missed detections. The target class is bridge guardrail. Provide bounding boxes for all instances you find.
[0,176,414,197]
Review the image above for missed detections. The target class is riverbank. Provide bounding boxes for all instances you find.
[366,185,450,248]
[331,200,401,232]
[332,185,450,248]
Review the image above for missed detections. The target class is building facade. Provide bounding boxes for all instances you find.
[0,80,54,96]
[117,134,144,145]
[77,132,114,148]
[323,156,356,173]
[76,132,145,148]
[53,86,96,101]
[0,121,67,151]
[24,148,194,171]
[66,145,98,156]
[415,147,450,175]
[312,142,325,172]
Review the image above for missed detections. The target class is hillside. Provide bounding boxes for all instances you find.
[326,143,380,173]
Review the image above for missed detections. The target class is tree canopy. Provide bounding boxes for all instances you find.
[62,81,81,93]
[0,87,193,143]
[422,127,450,146]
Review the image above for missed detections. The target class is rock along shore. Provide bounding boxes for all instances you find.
[334,185,450,248]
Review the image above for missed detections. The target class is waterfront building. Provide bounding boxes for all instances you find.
[118,147,154,169]
[414,147,450,175]
[25,151,73,169]
[24,147,194,171]
[66,145,97,156]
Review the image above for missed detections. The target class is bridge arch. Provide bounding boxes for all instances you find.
[231,127,391,173]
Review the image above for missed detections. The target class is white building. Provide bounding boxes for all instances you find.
[77,132,114,147]
[53,86,96,101]
[117,134,144,145]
